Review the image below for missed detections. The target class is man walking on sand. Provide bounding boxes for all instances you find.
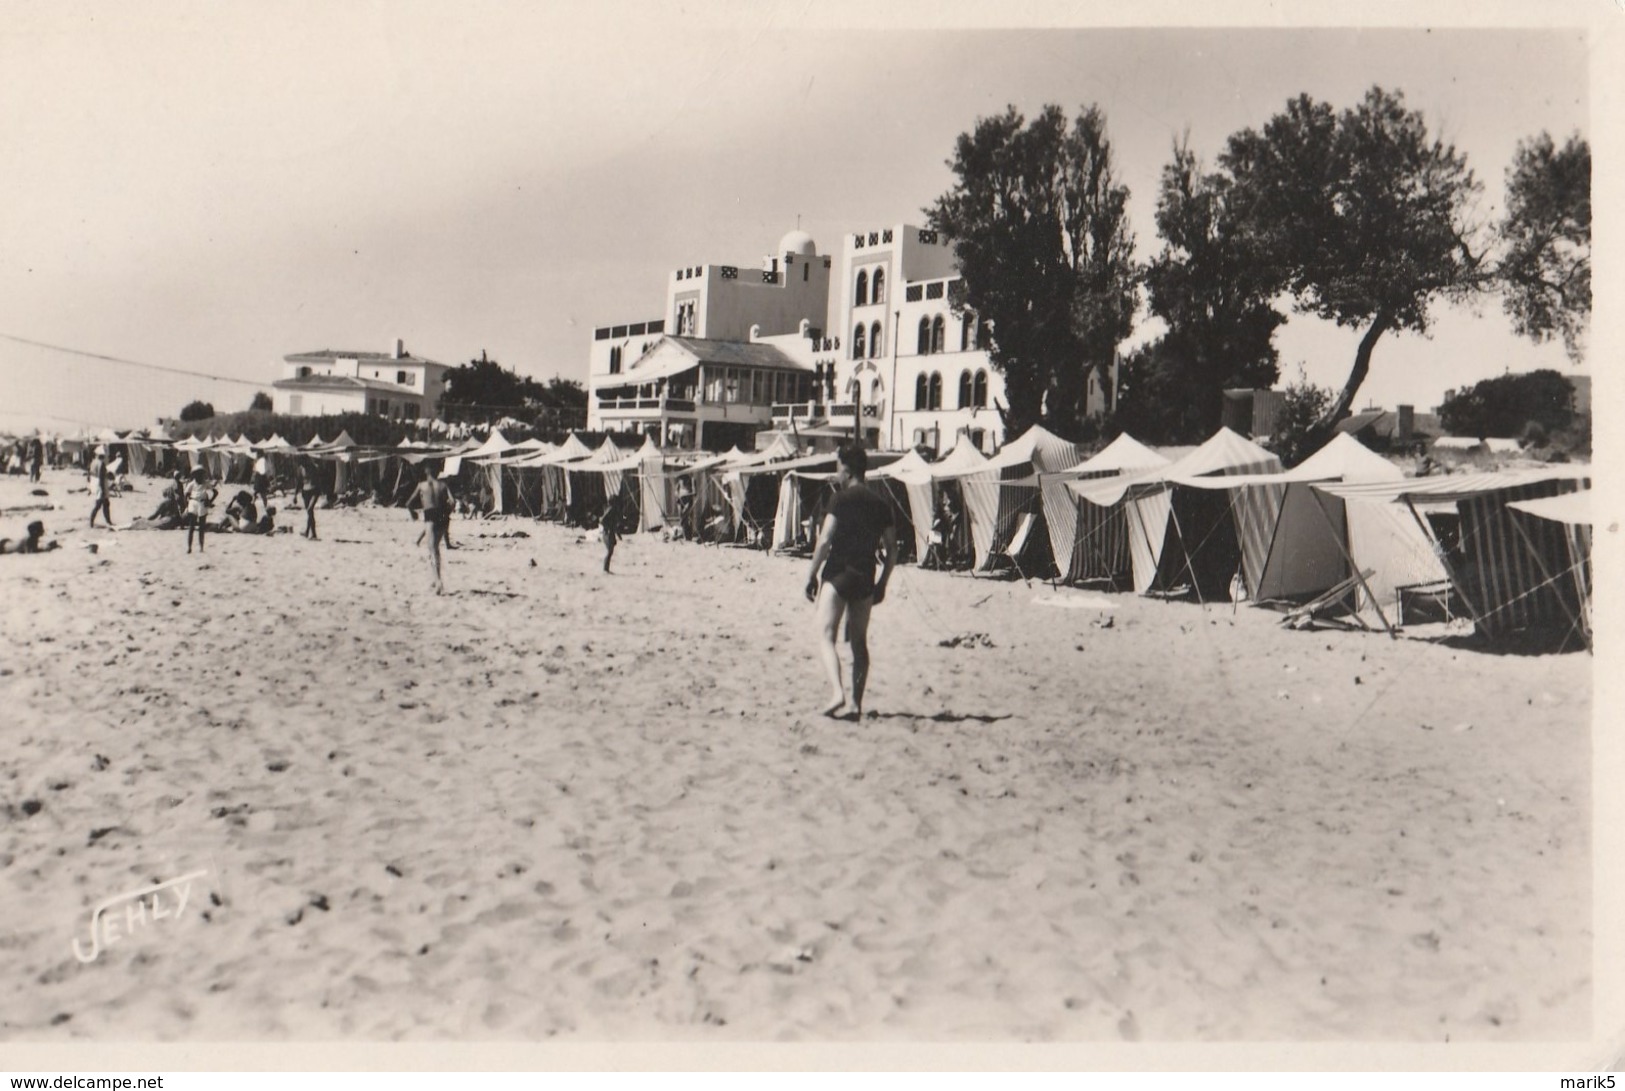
[408,463,453,594]
[804,444,897,720]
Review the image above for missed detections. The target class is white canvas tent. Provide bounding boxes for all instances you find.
[1169,433,1441,614]
[940,425,1085,575]
[1071,427,1281,595]
[1039,433,1169,585]
[1315,468,1592,641]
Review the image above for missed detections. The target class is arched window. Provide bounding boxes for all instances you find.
[973,369,989,408]
[928,371,943,410]
[872,268,885,304]
[961,313,975,351]
[957,370,973,409]
[917,317,931,355]
[915,373,929,410]
[852,323,866,360]
[869,321,883,358]
[931,316,946,354]
[854,271,869,307]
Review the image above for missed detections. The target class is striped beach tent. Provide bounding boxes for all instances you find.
[1171,433,1440,616]
[1507,490,1592,649]
[1315,468,1591,641]
[1070,427,1280,597]
[1039,433,1168,586]
[949,425,1086,576]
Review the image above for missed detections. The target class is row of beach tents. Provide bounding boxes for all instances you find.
[109,423,1592,647]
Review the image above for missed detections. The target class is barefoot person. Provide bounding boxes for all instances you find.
[295,457,320,540]
[804,444,897,719]
[184,468,216,554]
[408,463,453,594]
[88,447,113,528]
[600,489,627,573]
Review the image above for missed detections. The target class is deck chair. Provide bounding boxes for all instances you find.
[984,512,1036,585]
[1281,568,1375,631]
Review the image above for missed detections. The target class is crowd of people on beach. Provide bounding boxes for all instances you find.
[6,441,903,719]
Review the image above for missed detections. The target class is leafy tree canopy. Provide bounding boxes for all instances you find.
[441,352,586,412]
[249,392,273,412]
[928,103,1138,439]
[1438,369,1575,440]
[1499,132,1590,361]
[1141,137,1287,434]
[179,400,216,422]
[1220,87,1483,432]
[1216,88,1588,437]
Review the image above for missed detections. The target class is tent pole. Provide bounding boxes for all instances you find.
[1164,489,1207,609]
[1506,510,1589,652]
[1309,488,1393,638]
[1402,496,1486,629]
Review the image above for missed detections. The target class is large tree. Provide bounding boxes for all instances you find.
[928,104,1138,438]
[1219,88,1590,437]
[1140,137,1287,433]
[1220,87,1485,432]
[1498,132,1591,361]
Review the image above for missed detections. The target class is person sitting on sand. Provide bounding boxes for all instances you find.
[224,489,259,532]
[184,468,216,554]
[0,520,61,554]
[804,444,897,720]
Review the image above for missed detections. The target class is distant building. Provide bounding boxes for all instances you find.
[1335,404,1440,453]
[586,223,1107,453]
[1221,388,1287,440]
[273,340,449,420]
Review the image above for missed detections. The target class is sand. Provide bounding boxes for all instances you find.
[0,468,1593,1045]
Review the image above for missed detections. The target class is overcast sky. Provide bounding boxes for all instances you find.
[0,1,1605,431]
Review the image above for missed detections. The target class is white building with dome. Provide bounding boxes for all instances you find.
[586,223,1098,453]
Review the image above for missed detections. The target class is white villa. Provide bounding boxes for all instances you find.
[272,340,450,421]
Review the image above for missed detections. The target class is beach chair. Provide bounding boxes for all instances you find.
[1281,568,1375,631]
[984,512,1036,585]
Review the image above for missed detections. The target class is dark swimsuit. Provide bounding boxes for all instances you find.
[823,562,876,602]
[820,483,893,603]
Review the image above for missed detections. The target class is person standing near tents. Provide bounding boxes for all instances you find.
[600,489,627,574]
[408,463,453,594]
[804,444,897,720]
[295,457,320,540]
[27,437,43,483]
[184,467,216,554]
[251,448,271,508]
[87,447,113,528]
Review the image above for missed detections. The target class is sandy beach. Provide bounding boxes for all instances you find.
[0,469,1592,1044]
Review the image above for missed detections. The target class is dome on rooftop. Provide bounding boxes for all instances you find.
[778,229,817,257]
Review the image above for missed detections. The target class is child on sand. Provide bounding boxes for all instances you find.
[0,521,61,554]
